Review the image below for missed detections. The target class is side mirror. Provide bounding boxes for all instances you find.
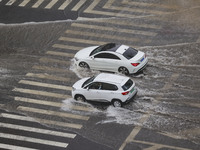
[91,56,94,59]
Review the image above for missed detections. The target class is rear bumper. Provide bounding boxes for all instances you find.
[124,89,138,104]
[130,57,148,74]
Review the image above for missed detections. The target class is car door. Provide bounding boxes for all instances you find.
[93,52,121,71]
[84,82,102,101]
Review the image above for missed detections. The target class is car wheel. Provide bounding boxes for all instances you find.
[79,62,90,69]
[112,99,122,107]
[75,95,86,102]
[119,67,129,75]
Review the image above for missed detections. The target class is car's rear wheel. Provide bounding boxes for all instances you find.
[75,95,86,102]
[119,67,129,75]
[112,99,122,107]
[79,62,90,69]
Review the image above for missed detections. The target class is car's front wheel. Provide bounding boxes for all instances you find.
[112,99,122,107]
[75,95,86,102]
[118,67,129,75]
[79,62,90,69]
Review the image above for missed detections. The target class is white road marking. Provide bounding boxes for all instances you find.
[52,44,82,50]
[19,80,72,91]
[0,122,76,138]
[6,0,16,5]
[13,88,70,99]
[32,65,70,73]
[58,0,72,10]
[45,0,58,9]
[0,143,38,150]
[0,133,68,148]
[1,113,82,129]
[46,51,74,58]
[32,0,44,8]
[19,0,30,7]
[71,0,87,11]
[17,106,90,120]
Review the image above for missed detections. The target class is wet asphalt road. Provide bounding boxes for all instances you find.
[0,0,200,150]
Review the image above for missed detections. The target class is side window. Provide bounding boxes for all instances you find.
[101,83,118,91]
[94,53,120,60]
[88,82,102,90]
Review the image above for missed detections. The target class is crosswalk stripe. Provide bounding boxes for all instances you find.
[46,51,74,57]
[52,44,82,50]
[71,23,157,36]
[65,30,142,43]
[26,73,71,82]
[59,37,106,45]
[15,96,93,112]
[19,80,72,91]
[71,0,87,11]
[45,0,58,9]
[0,143,38,150]
[32,65,70,73]
[6,0,16,5]
[58,0,72,10]
[19,0,30,7]
[122,0,178,9]
[1,113,82,129]
[0,122,76,138]
[103,0,169,15]
[17,106,90,120]
[92,19,162,30]
[32,0,44,8]
[13,88,70,99]
[39,57,70,65]
[0,133,68,148]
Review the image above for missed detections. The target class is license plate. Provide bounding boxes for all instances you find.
[140,57,144,62]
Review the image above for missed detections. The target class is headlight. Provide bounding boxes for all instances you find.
[72,87,76,91]
[74,57,79,61]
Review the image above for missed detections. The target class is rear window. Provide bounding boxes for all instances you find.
[122,79,133,91]
[123,47,138,59]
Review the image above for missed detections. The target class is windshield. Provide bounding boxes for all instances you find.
[122,79,133,91]
[82,76,95,88]
[123,47,138,59]
[89,43,116,56]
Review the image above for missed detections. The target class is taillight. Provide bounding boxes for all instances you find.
[131,63,140,67]
[122,91,129,95]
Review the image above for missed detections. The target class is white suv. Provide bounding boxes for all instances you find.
[72,73,137,107]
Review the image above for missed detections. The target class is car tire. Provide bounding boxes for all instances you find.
[112,99,122,107]
[79,62,90,69]
[75,95,86,102]
[118,67,129,75]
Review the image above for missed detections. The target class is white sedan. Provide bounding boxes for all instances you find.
[72,73,137,107]
[74,43,148,75]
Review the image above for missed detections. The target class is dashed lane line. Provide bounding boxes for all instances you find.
[26,73,71,82]
[1,113,82,129]
[14,96,93,112]
[13,88,70,99]
[0,133,68,148]
[19,80,72,91]
[0,143,38,150]
[0,122,76,138]
[17,106,90,120]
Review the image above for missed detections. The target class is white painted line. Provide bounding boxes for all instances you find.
[0,143,38,150]
[14,96,93,112]
[6,0,16,5]
[46,51,74,58]
[32,65,70,73]
[58,0,72,10]
[17,106,90,120]
[45,0,58,9]
[52,44,82,51]
[26,73,70,82]
[72,0,87,11]
[71,23,157,36]
[19,0,30,7]
[1,113,82,129]
[19,80,72,91]
[0,122,76,138]
[13,88,70,99]
[59,37,106,45]
[32,0,44,8]
[39,57,70,65]
[0,133,68,148]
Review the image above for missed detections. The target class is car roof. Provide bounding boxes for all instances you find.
[94,73,130,85]
[102,43,129,55]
